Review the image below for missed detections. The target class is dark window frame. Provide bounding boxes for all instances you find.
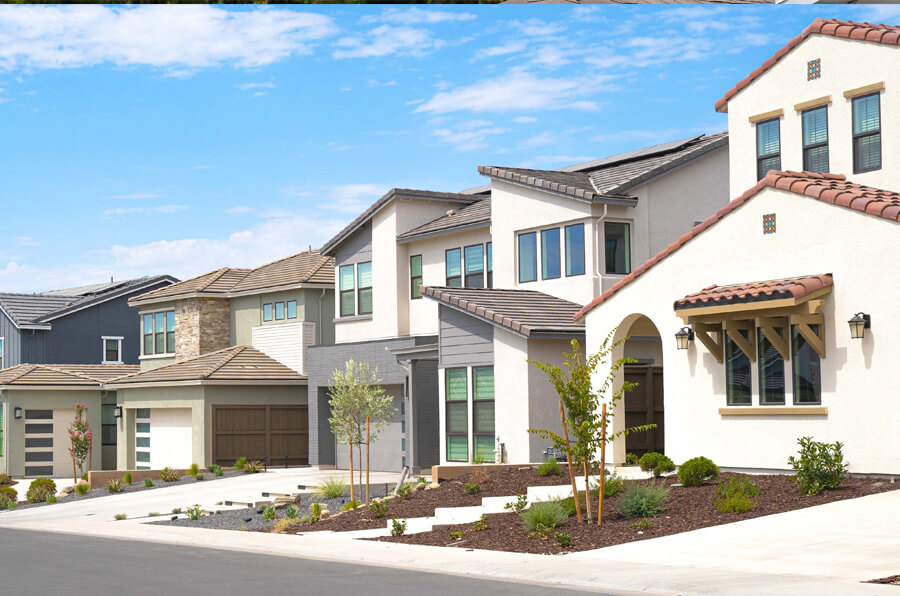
[518,231,538,283]
[445,367,468,463]
[486,242,493,289]
[410,254,423,300]
[757,327,786,405]
[852,92,882,174]
[274,301,286,320]
[725,328,752,406]
[262,303,274,322]
[604,221,632,275]
[338,264,355,317]
[801,105,829,173]
[464,244,485,288]
[540,227,561,280]
[564,223,586,277]
[357,261,373,316]
[101,404,117,447]
[756,117,782,181]
[445,248,462,288]
[286,300,297,319]
[791,324,823,405]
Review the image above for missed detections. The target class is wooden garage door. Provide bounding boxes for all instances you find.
[624,366,664,456]
[211,405,308,467]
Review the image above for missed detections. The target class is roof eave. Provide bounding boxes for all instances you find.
[396,220,491,244]
[106,379,306,389]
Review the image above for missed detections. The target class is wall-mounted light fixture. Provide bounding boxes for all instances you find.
[114,406,123,419]
[13,407,23,420]
[675,327,694,350]
[848,313,871,340]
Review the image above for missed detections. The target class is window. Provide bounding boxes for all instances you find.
[565,223,585,277]
[142,314,152,355]
[486,242,493,289]
[802,106,829,173]
[274,301,285,320]
[263,303,273,322]
[756,118,781,180]
[540,228,561,280]
[102,337,123,364]
[604,222,631,275]
[758,328,785,405]
[154,312,165,354]
[357,261,373,315]
[464,244,484,288]
[410,255,423,299]
[135,409,151,470]
[339,265,355,317]
[101,404,117,447]
[472,367,495,463]
[792,325,822,404]
[445,248,462,287]
[853,93,881,173]
[143,311,175,356]
[725,329,752,405]
[445,368,468,462]
[518,232,537,283]
[287,300,297,319]
[166,311,175,353]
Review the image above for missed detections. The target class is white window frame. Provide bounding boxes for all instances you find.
[602,218,634,276]
[101,336,124,365]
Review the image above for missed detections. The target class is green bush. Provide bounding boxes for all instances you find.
[106,478,123,494]
[396,483,414,499]
[617,482,670,519]
[369,499,389,519]
[537,457,563,477]
[308,502,324,522]
[504,494,528,514]
[27,478,57,504]
[471,514,488,531]
[185,505,202,521]
[519,500,568,534]
[555,532,572,548]
[194,473,204,481]
[787,436,848,495]
[242,460,263,474]
[143,478,153,488]
[625,452,640,466]
[159,467,180,483]
[210,465,224,477]
[263,506,277,521]
[449,530,463,541]
[463,482,481,495]
[0,486,18,508]
[233,457,247,471]
[114,513,127,521]
[0,474,12,486]
[592,473,625,498]
[341,500,360,512]
[678,457,720,487]
[189,463,200,476]
[632,517,653,530]
[714,476,760,513]
[122,473,133,486]
[639,452,676,478]
[313,476,347,500]
[207,465,217,473]
[391,518,407,537]
[285,504,300,518]
[75,483,91,496]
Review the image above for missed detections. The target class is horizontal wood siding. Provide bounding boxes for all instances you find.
[439,305,493,368]
[251,321,315,374]
[0,309,20,368]
[334,222,373,266]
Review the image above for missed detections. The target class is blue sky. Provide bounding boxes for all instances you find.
[0,4,896,292]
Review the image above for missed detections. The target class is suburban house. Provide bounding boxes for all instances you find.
[578,19,899,475]
[108,250,334,471]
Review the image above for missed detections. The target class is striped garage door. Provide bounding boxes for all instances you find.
[24,410,55,477]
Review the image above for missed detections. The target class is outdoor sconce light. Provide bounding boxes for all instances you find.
[848,313,871,340]
[675,327,694,350]
[13,407,23,420]
[114,406,123,419]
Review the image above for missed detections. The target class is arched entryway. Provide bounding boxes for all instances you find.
[619,315,664,456]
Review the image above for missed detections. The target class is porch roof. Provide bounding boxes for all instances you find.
[0,363,139,387]
[674,274,833,312]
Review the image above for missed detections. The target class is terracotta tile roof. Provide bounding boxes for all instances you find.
[422,286,584,337]
[575,171,900,320]
[674,274,833,310]
[397,198,491,242]
[715,19,900,113]
[0,364,139,386]
[106,345,304,385]
[478,132,727,202]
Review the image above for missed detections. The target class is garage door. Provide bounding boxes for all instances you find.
[24,409,74,478]
[211,405,308,467]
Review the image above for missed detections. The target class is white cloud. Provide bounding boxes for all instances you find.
[252,91,267,98]
[510,19,566,37]
[362,8,476,26]
[518,131,556,150]
[327,183,390,213]
[0,5,336,74]
[332,26,443,60]
[405,98,424,106]
[226,206,252,215]
[340,86,352,92]
[16,236,39,247]
[472,40,527,61]
[237,81,275,90]
[415,70,610,115]
[103,204,188,216]
[107,191,162,200]
[432,119,505,151]
[513,116,537,124]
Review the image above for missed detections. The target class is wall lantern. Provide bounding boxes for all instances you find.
[114,406,123,419]
[848,313,871,340]
[13,407,23,420]
[675,327,694,350]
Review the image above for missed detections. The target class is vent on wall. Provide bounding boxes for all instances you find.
[808,59,821,81]
[763,213,776,235]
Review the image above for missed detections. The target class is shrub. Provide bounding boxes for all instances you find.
[189,463,200,476]
[639,452,676,478]
[143,478,153,488]
[194,473,204,481]
[593,473,625,498]
[242,460,264,474]
[555,532,572,548]
[625,452,640,466]
[391,518,407,537]
[106,479,123,494]
[396,483,413,499]
[233,457,247,471]
[122,473,133,486]
[632,517,654,530]
[678,457,720,487]
[181,504,201,520]
[75,483,91,496]
[0,474,12,486]
[47,495,57,504]
[714,476,759,514]
[519,500,568,534]
[172,507,182,514]
[159,467,180,483]
[787,436,848,495]
[472,515,488,531]
[263,506,277,521]
[463,482,481,495]
[504,494,528,514]
[308,502,324,522]
[341,500,360,512]
[313,476,347,500]
[285,504,300,519]
[369,498,389,519]
[207,465,217,473]
[0,486,18,508]
[537,457,563,477]
[274,518,300,533]
[416,477,428,485]
[449,530,463,541]
[114,513,127,521]
[617,482,670,519]
[210,465,224,477]
[27,478,57,504]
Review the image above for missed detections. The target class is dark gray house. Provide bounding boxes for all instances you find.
[0,276,177,369]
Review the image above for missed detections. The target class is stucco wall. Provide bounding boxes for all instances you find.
[230,287,334,347]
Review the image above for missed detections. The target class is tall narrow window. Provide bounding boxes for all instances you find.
[274,301,286,320]
[792,325,822,404]
[101,404,117,449]
[565,223,585,277]
[540,228,561,280]
[445,368,468,462]
[853,93,881,173]
[286,300,297,319]
[802,106,829,173]
[142,314,153,355]
[154,312,165,354]
[725,329,752,405]
[486,242,493,288]
[518,232,537,283]
[472,366,495,463]
[410,255,423,299]
[263,303,273,322]
[604,222,631,275]
[758,328,785,405]
[445,248,462,287]
[339,265,355,317]
[756,118,781,180]
[357,261,373,315]
[464,244,484,288]
[165,311,175,353]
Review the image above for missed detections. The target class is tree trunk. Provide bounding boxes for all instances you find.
[348,434,354,502]
[582,458,593,524]
[597,403,607,525]
[559,401,582,523]
[366,416,371,504]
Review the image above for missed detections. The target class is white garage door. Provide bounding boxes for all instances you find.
[134,408,192,470]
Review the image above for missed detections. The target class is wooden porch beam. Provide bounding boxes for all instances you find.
[724,320,756,362]
[757,317,790,361]
[694,323,723,363]
[792,314,826,359]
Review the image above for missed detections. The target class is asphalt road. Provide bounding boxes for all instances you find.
[0,528,596,595]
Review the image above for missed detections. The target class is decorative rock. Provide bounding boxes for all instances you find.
[76,479,89,486]
[320,510,331,520]
[59,486,75,497]
[428,482,440,489]
[414,483,426,491]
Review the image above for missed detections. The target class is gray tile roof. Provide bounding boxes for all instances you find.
[0,294,80,328]
[421,286,584,337]
[0,363,139,387]
[397,197,491,243]
[478,132,728,202]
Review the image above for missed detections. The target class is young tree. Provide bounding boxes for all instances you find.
[529,332,654,524]
[327,360,395,493]
[68,403,93,484]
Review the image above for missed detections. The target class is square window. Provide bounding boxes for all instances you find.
[136,408,151,419]
[136,451,150,463]
[807,58,821,81]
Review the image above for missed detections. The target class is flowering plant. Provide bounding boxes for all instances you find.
[68,403,93,480]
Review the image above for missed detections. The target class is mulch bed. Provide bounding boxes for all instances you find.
[374,472,896,554]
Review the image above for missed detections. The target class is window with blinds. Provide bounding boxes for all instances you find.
[802,106,829,173]
[445,368,468,462]
[756,118,781,180]
[357,261,373,315]
[472,366,495,463]
[853,93,881,174]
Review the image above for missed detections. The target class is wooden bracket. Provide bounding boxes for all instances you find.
[757,317,790,360]
[694,322,723,363]
[724,320,756,362]
[791,313,826,358]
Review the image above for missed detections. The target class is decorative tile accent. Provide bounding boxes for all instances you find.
[763,213,776,234]
[807,59,821,81]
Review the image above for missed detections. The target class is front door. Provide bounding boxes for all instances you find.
[623,366,664,456]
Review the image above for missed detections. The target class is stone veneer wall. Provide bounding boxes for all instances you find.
[175,298,231,360]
